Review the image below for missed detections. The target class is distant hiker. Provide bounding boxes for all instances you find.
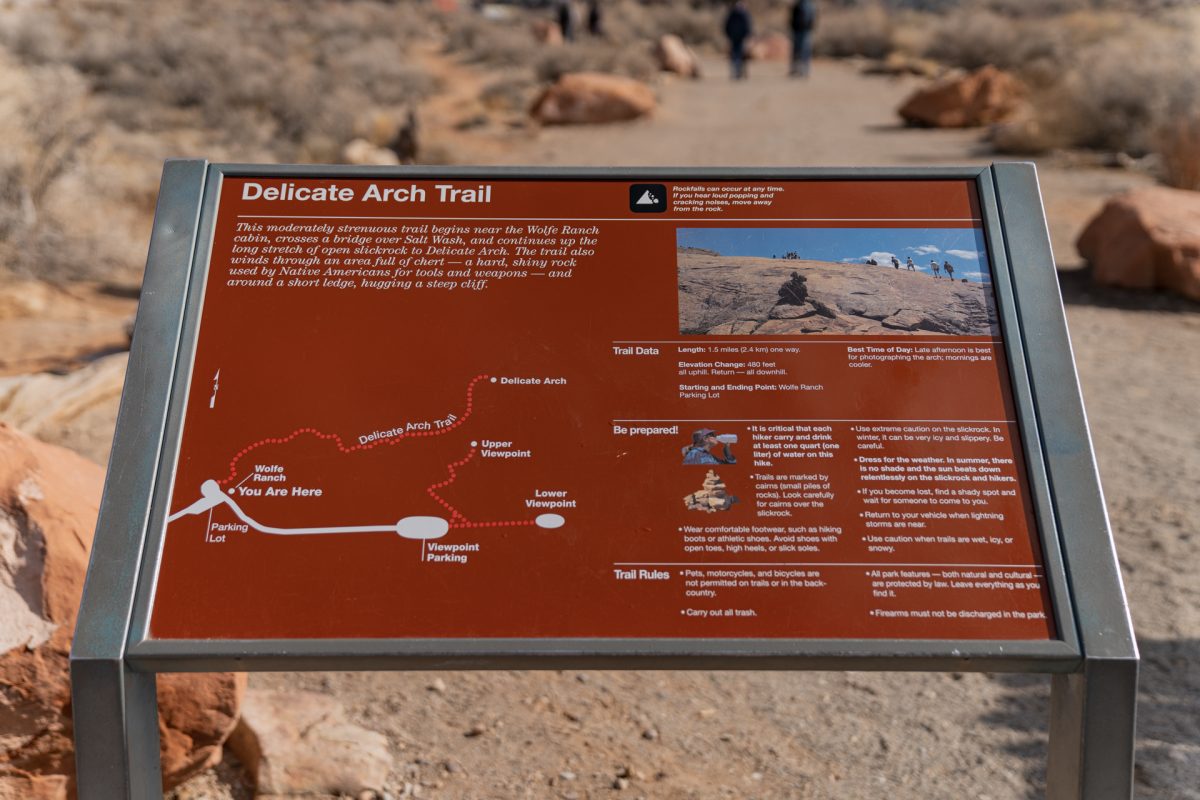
[866,257,878,266]
[389,108,419,164]
[586,0,603,36]
[891,255,901,270]
[943,260,955,279]
[789,0,817,77]
[931,259,941,278]
[906,256,916,271]
[724,0,753,80]
[557,0,576,42]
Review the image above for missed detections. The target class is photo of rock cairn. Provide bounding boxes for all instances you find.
[684,470,738,512]
[678,247,1000,336]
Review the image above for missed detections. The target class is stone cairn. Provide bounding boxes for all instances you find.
[777,271,809,305]
[684,470,738,512]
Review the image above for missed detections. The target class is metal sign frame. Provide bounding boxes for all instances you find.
[70,161,1137,799]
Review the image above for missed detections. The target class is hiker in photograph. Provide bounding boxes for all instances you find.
[931,259,941,277]
[891,255,901,269]
[682,429,738,466]
[724,0,753,81]
[906,256,916,271]
[790,0,817,77]
[943,260,955,280]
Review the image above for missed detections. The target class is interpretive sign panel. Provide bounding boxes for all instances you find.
[150,175,1057,642]
[71,164,1137,800]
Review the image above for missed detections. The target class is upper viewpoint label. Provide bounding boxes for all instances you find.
[630,184,667,213]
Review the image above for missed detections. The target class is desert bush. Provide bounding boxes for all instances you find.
[604,0,725,50]
[0,56,97,280]
[443,14,536,67]
[480,76,540,113]
[3,0,434,155]
[1045,29,1199,155]
[1157,115,1200,191]
[814,3,896,59]
[535,41,658,82]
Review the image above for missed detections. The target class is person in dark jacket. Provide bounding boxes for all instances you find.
[586,0,603,37]
[789,0,817,77]
[724,1,753,80]
[557,0,576,42]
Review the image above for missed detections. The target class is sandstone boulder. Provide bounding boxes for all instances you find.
[898,65,1024,128]
[0,352,128,466]
[747,32,790,62]
[655,35,700,78]
[0,281,137,376]
[0,424,244,796]
[1077,187,1200,301]
[228,689,391,796]
[531,73,655,125]
[342,137,401,167]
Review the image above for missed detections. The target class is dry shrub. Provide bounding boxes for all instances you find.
[1045,28,1199,155]
[814,3,896,59]
[604,0,725,50]
[0,55,97,280]
[443,14,536,68]
[4,0,434,154]
[480,76,540,113]
[535,41,658,82]
[1157,116,1200,191]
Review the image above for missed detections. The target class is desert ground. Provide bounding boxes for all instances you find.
[0,12,1196,798]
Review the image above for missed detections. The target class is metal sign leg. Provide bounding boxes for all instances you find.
[1046,658,1138,800]
[71,659,162,799]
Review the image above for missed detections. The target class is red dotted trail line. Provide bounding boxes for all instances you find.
[426,448,539,530]
[218,374,488,486]
[426,448,476,523]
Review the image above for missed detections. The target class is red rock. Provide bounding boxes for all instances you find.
[0,424,244,796]
[655,35,700,78]
[898,65,1025,128]
[747,32,790,62]
[531,72,656,125]
[1077,186,1200,301]
[228,689,390,795]
[0,772,68,800]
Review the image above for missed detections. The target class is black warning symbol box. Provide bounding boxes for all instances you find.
[629,183,667,213]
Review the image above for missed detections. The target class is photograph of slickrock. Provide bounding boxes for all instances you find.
[677,227,999,335]
[1,0,1198,798]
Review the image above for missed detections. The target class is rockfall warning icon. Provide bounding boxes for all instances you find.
[630,183,667,213]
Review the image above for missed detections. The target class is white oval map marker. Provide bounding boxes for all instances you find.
[396,516,451,540]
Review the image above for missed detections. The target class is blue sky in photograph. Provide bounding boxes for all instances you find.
[677,227,992,281]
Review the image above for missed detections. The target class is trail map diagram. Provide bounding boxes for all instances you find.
[166,373,567,560]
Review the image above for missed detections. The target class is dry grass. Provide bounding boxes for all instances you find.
[535,41,658,82]
[1157,116,1200,191]
[0,0,437,282]
[815,3,897,59]
[818,2,1200,168]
